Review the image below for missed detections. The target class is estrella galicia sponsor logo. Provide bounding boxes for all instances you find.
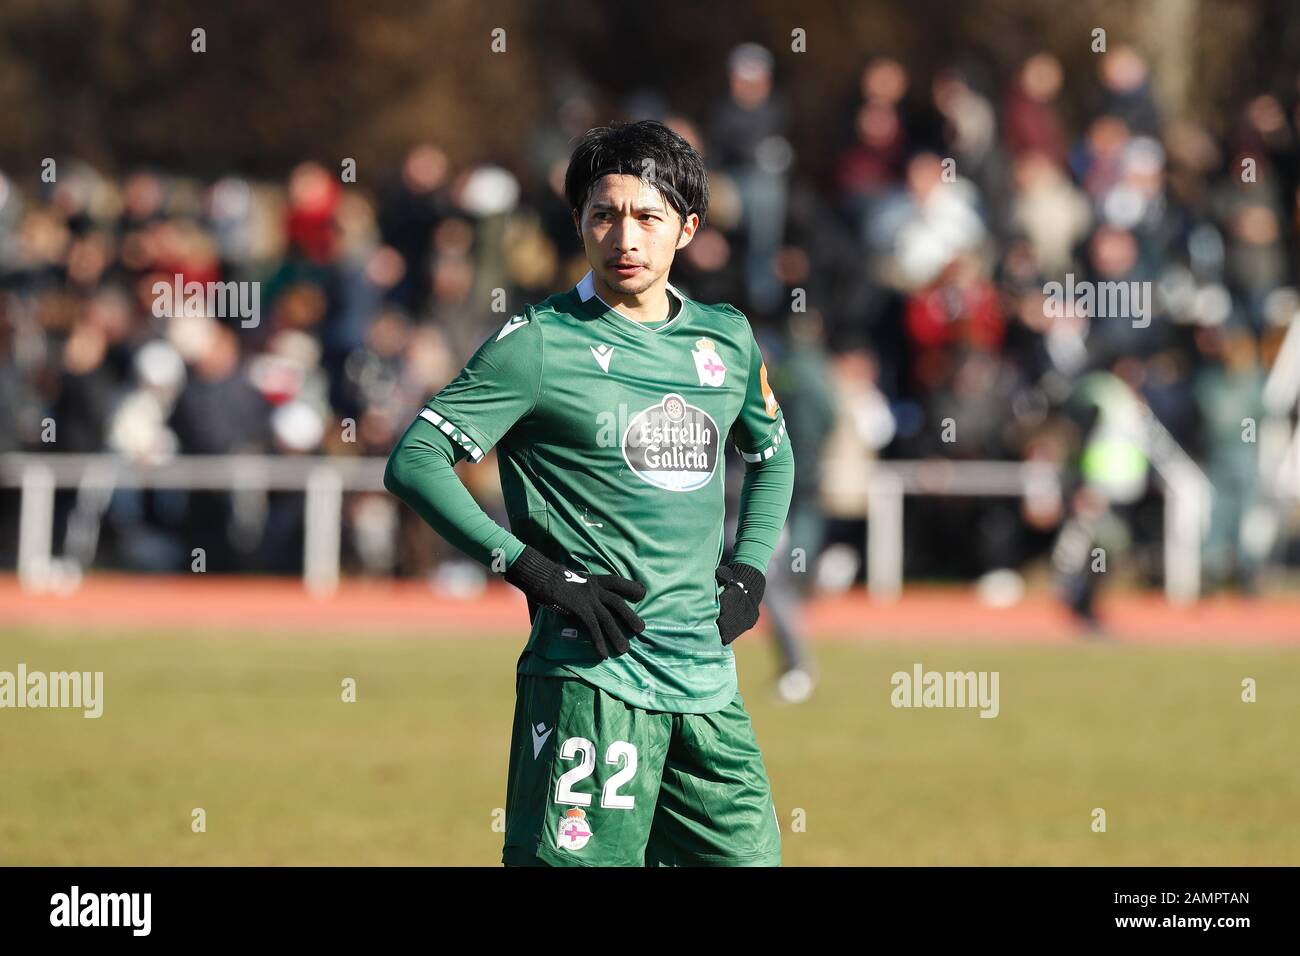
[622,393,718,492]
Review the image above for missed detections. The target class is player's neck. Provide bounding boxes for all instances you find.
[592,273,672,325]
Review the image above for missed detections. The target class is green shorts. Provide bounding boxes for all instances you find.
[502,673,781,867]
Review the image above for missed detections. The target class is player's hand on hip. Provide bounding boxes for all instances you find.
[504,545,647,658]
[715,562,766,645]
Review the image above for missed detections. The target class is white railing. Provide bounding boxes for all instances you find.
[0,454,387,596]
[1262,315,1300,501]
[1,445,1214,603]
[864,450,1212,606]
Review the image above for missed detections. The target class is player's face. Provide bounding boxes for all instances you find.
[575,174,698,298]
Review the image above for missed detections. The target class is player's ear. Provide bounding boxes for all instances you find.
[675,211,699,250]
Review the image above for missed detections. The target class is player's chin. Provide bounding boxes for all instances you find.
[603,265,657,292]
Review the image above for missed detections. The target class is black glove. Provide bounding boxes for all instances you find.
[505,546,647,659]
[715,562,766,645]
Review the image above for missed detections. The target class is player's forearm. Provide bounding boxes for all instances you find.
[383,417,526,571]
[730,437,795,574]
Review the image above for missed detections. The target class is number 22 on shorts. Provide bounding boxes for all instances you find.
[554,737,638,809]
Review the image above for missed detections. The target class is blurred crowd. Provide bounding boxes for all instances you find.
[1,42,1297,591]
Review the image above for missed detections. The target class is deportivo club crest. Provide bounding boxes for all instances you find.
[692,337,726,387]
[557,807,593,851]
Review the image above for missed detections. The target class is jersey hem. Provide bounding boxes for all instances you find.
[518,656,738,715]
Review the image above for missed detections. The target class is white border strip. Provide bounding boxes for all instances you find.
[419,408,484,463]
[739,418,786,463]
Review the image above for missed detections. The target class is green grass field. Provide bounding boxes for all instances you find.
[2,626,1297,865]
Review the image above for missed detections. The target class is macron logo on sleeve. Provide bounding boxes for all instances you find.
[496,314,529,341]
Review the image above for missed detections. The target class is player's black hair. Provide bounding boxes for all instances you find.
[564,120,709,231]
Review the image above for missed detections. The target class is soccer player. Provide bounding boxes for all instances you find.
[384,120,795,866]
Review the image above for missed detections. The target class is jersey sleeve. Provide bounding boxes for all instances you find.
[421,308,544,462]
[731,322,788,464]
[383,415,527,570]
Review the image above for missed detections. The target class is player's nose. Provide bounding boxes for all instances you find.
[608,225,635,251]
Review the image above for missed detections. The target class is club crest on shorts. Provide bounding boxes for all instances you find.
[556,807,593,851]
[692,337,726,387]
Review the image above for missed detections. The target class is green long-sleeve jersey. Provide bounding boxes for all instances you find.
[386,270,794,713]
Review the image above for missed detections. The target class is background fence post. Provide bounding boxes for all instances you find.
[304,466,343,597]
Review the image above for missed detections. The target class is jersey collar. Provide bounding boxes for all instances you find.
[574,270,687,334]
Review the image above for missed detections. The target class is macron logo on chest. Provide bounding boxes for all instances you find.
[590,343,614,372]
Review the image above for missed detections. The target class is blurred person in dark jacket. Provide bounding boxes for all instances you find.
[377,144,452,316]
[169,319,270,571]
[709,42,791,315]
[1096,46,1162,139]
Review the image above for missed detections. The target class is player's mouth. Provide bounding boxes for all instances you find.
[610,262,644,278]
